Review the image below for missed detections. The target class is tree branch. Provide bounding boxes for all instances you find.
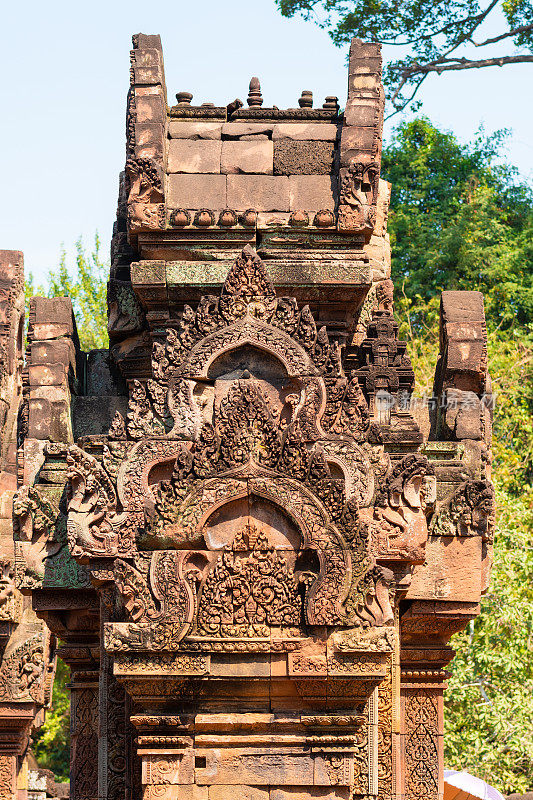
[406,54,533,74]
[387,72,429,114]
[471,22,533,46]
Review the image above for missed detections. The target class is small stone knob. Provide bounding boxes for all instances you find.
[170,209,191,227]
[298,90,313,108]
[176,91,193,105]
[247,77,263,108]
[240,209,257,227]
[323,96,339,111]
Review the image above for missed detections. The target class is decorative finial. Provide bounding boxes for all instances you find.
[176,91,193,106]
[247,77,263,108]
[323,96,339,111]
[298,90,313,108]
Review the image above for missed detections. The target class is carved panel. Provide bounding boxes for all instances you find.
[70,687,98,800]
[404,689,440,800]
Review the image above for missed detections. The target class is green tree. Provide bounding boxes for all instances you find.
[26,235,109,351]
[276,0,533,113]
[32,658,70,781]
[384,118,533,335]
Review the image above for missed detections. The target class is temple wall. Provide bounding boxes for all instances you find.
[3,31,494,800]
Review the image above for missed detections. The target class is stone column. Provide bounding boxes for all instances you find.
[0,252,56,800]
[33,602,100,800]
[69,675,99,800]
[0,753,17,800]
[401,671,446,800]
[56,635,100,800]
[98,598,127,800]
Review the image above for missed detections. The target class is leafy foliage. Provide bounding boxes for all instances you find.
[32,658,70,781]
[275,0,533,113]
[384,118,533,335]
[26,235,108,351]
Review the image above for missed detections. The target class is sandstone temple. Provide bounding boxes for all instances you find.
[0,33,494,800]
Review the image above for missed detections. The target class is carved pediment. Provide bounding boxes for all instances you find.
[65,247,436,660]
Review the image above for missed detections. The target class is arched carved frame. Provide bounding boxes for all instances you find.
[165,469,353,627]
[178,317,320,379]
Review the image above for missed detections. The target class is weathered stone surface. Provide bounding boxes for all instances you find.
[222,123,274,138]
[134,122,165,159]
[221,140,273,174]
[271,792,350,800]
[343,100,381,127]
[408,536,483,601]
[210,787,268,800]
[167,174,226,208]
[288,175,337,210]
[272,124,338,141]
[30,339,76,372]
[440,388,484,440]
[86,349,127,395]
[31,297,74,340]
[72,396,129,439]
[196,754,314,786]
[168,122,223,139]
[135,93,166,123]
[340,123,380,155]
[273,140,335,175]
[168,140,222,173]
[227,175,289,210]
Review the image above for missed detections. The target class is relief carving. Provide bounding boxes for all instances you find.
[196,523,301,637]
[338,159,380,234]
[125,157,164,232]
[430,479,495,541]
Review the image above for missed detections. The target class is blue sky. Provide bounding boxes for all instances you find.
[1,0,531,281]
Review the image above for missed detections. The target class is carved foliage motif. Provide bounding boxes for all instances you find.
[0,755,15,800]
[125,157,164,231]
[66,446,127,559]
[338,160,380,233]
[105,675,128,800]
[0,559,19,622]
[13,485,60,589]
[0,634,46,702]
[114,550,195,634]
[404,689,440,800]
[196,523,301,637]
[71,687,99,800]
[64,248,449,655]
[370,453,435,560]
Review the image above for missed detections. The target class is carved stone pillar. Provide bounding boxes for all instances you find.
[0,753,17,800]
[0,251,57,800]
[69,673,99,800]
[401,672,445,800]
[34,603,100,800]
[98,598,127,800]
[14,32,494,800]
